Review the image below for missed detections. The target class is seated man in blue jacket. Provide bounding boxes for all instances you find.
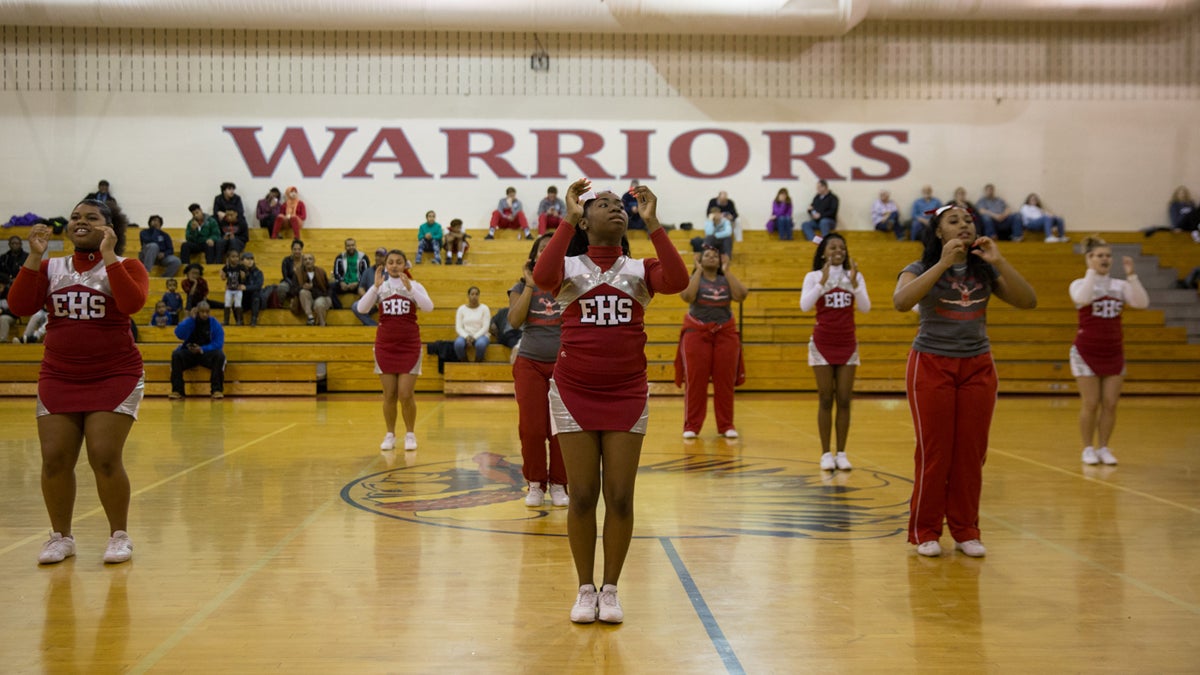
[170,301,226,400]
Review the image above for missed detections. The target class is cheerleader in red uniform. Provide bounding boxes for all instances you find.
[8,202,149,565]
[355,250,433,452]
[893,205,1037,558]
[1070,236,1148,466]
[676,247,748,439]
[532,179,689,624]
[799,233,870,471]
[509,234,568,508]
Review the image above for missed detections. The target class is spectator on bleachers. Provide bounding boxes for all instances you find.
[538,204,564,235]
[490,306,523,350]
[976,183,1020,240]
[443,219,470,265]
[801,180,839,243]
[703,206,734,257]
[623,180,646,233]
[1020,193,1067,243]
[240,252,267,327]
[212,182,246,232]
[16,308,48,344]
[169,301,226,400]
[487,186,531,240]
[215,209,248,262]
[537,185,566,218]
[454,286,491,362]
[255,187,282,232]
[332,237,374,325]
[180,203,221,264]
[181,263,209,310]
[85,179,116,205]
[1170,186,1199,242]
[766,188,794,240]
[707,190,740,242]
[276,239,306,302]
[416,211,444,264]
[162,278,183,325]
[0,274,15,343]
[1,235,28,279]
[148,300,173,327]
[271,186,307,240]
[910,185,942,242]
[292,253,332,326]
[138,214,182,278]
[220,250,245,326]
[871,189,903,240]
[361,246,389,293]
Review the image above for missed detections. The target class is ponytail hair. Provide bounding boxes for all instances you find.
[1081,235,1108,254]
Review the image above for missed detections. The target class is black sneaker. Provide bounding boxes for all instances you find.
[484,233,495,240]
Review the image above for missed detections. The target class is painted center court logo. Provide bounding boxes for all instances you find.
[341,452,912,540]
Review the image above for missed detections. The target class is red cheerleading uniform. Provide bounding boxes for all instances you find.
[813,286,859,365]
[371,279,429,374]
[533,225,689,433]
[1073,293,1126,376]
[9,253,149,416]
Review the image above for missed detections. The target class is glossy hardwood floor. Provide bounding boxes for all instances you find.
[1,393,1197,674]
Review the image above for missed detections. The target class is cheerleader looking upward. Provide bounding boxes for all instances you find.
[532,178,689,624]
[1070,236,1149,466]
[799,233,870,471]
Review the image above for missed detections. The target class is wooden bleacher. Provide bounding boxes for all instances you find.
[2,225,1198,396]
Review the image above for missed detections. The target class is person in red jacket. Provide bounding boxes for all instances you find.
[533,178,689,624]
[8,201,149,565]
[271,186,307,240]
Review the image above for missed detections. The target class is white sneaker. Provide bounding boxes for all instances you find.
[834,452,853,470]
[723,429,739,439]
[525,482,545,507]
[403,432,417,451]
[570,584,599,623]
[103,530,133,564]
[1191,230,1199,243]
[1044,236,1060,243]
[1096,447,1118,465]
[548,483,569,507]
[38,532,76,564]
[598,584,623,623]
[1081,446,1098,465]
[916,540,942,557]
[819,452,836,471]
[380,433,396,451]
[682,430,697,439]
[955,539,987,557]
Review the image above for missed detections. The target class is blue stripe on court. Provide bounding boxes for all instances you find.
[659,537,746,675]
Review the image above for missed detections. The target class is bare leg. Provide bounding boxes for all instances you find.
[557,430,602,586]
[834,365,857,454]
[379,373,399,434]
[1076,376,1101,447]
[812,365,835,454]
[37,413,86,535]
[397,373,418,433]
[599,430,644,587]
[1097,374,1124,448]
[83,411,135,534]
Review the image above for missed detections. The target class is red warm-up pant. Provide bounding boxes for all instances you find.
[491,210,529,231]
[272,215,303,240]
[905,350,997,545]
[680,318,741,435]
[513,356,566,488]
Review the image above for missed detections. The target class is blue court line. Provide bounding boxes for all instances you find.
[659,537,745,675]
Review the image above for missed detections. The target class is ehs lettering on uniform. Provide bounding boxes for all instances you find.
[1091,298,1122,319]
[51,291,107,319]
[382,296,411,315]
[579,295,633,326]
[824,290,853,309]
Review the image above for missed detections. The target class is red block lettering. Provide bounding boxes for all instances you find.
[343,129,434,179]
[442,129,525,179]
[531,129,615,179]
[669,129,750,179]
[224,127,357,178]
[850,131,910,181]
[762,131,846,181]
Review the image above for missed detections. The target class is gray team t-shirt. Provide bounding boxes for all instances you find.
[902,261,996,358]
[510,280,562,362]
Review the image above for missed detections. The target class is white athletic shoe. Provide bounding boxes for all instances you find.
[380,433,396,451]
[682,430,697,440]
[38,532,76,565]
[723,429,739,439]
[103,530,133,564]
[1096,447,1118,465]
[955,539,987,557]
[525,482,545,507]
[598,584,623,623]
[834,452,853,470]
[570,584,599,623]
[916,540,942,557]
[1081,446,1098,465]
[1044,236,1060,243]
[403,433,417,451]
[819,452,836,471]
[548,483,569,507]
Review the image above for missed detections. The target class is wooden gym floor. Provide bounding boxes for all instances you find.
[0,393,1197,673]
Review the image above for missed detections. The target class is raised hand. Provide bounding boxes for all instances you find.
[969,236,1002,265]
[374,264,385,288]
[98,225,118,258]
[564,178,591,223]
[849,258,859,287]
[634,185,658,224]
[27,224,51,256]
[1122,255,1136,277]
[940,237,969,266]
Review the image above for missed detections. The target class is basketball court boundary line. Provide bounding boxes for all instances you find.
[660,537,746,675]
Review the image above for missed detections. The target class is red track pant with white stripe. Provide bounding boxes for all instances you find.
[681,319,740,435]
[905,350,997,545]
[513,356,566,488]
